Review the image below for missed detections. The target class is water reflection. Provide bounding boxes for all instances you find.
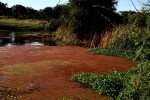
[25,42,44,46]
[0,30,44,46]
[10,32,15,42]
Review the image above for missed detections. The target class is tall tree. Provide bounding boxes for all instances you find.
[69,0,120,39]
[0,2,7,16]
[11,4,27,19]
[43,7,53,21]
[26,7,38,19]
[53,4,70,19]
[142,0,150,13]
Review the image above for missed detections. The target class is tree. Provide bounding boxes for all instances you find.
[69,0,121,39]
[11,4,27,19]
[38,9,45,20]
[53,4,70,19]
[43,7,53,21]
[142,3,150,13]
[0,2,7,16]
[26,7,38,19]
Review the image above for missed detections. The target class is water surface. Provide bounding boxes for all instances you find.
[0,30,44,46]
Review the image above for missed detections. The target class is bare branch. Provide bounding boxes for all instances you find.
[92,5,111,11]
[100,14,114,26]
[57,0,60,5]
[92,5,114,26]
[130,0,139,12]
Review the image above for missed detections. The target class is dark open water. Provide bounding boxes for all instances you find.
[0,30,44,46]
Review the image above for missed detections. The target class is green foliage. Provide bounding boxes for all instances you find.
[53,26,77,46]
[120,11,147,27]
[73,61,150,100]
[128,13,146,27]
[89,48,135,60]
[43,7,53,21]
[75,33,150,99]
[0,1,7,16]
[11,4,27,19]
[69,0,120,39]
[118,60,150,100]
[134,34,150,61]
[73,71,125,99]
[106,25,148,50]
[117,34,150,100]
[46,19,60,31]
[146,15,150,30]
[26,7,38,19]
[0,18,45,30]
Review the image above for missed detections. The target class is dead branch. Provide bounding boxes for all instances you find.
[130,0,139,12]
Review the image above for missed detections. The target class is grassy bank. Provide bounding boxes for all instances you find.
[73,25,150,100]
[0,18,47,31]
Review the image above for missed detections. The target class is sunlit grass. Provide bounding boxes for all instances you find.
[0,18,47,30]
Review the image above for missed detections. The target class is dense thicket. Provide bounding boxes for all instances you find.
[69,0,122,39]
[74,1,150,100]
[0,1,69,21]
[120,11,148,27]
[0,2,7,16]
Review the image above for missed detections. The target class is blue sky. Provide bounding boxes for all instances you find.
[117,0,147,11]
[0,0,148,11]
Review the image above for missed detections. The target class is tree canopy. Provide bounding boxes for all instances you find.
[0,2,7,16]
[68,0,121,39]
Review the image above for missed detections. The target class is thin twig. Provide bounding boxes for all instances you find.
[92,5,114,26]
[101,14,114,26]
[130,0,139,12]
[57,0,60,5]
[92,5,111,11]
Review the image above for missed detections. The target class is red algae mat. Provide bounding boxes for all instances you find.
[0,46,137,100]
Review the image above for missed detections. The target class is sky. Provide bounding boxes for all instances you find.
[117,0,148,11]
[0,0,148,11]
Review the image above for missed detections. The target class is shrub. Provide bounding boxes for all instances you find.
[73,71,125,99]
[117,34,150,100]
[134,32,150,61]
[89,48,135,60]
[74,34,150,100]
[118,61,150,100]
[53,26,77,46]
[146,15,150,30]
[100,25,147,50]
[45,19,60,31]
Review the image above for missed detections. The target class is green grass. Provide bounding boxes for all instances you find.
[89,48,136,60]
[0,18,47,30]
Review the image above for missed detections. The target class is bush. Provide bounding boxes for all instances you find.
[134,33,150,61]
[46,19,60,31]
[118,61,150,100]
[117,34,150,100]
[73,71,125,99]
[146,15,150,30]
[73,61,150,100]
[53,26,77,46]
[100,25,147,50]
[89,48,135,60]
[74,34,150,100]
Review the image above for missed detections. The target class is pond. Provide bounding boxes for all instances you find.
[0,30,46,46]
